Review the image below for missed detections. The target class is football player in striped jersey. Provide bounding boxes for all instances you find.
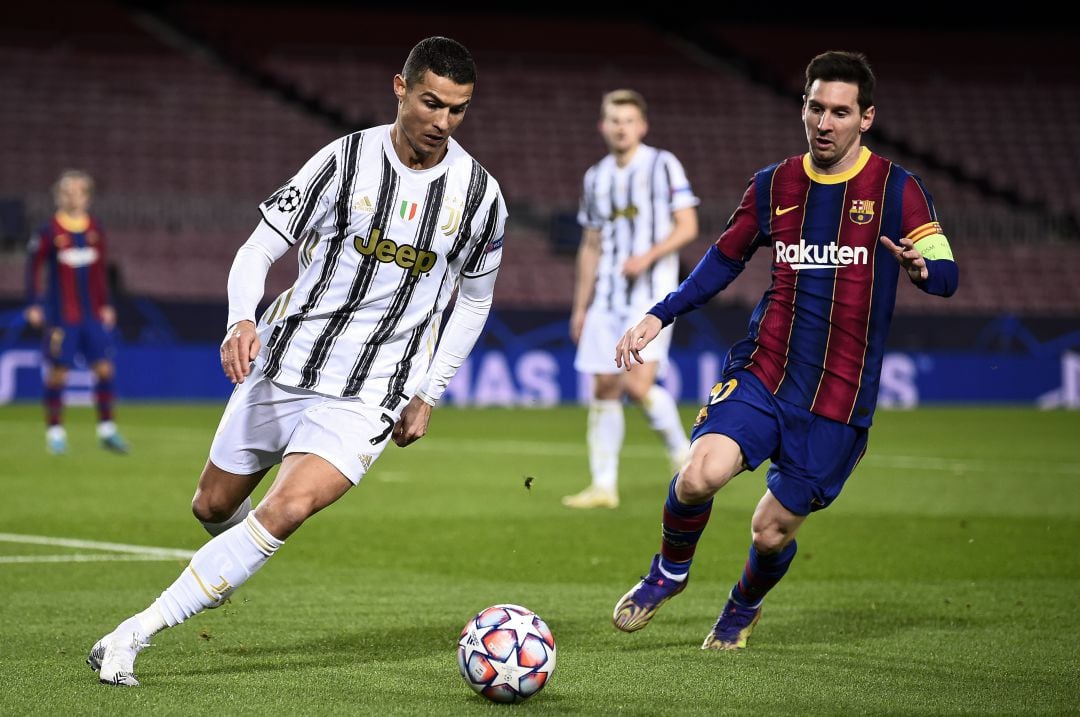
[611,51,957,650]
[564,90,699,510]
[25,170,129,455]
[88,37,506,686]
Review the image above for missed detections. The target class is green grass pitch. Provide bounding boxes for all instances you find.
[1,403,1078,715]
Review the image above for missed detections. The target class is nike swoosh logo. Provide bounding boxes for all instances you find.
[775,205,800,216]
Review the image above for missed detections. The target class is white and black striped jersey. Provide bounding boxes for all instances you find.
[578,144,698,315]
[255,125,506,410]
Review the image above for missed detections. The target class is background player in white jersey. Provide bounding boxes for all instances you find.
[564,90,700,509]
[87,37,507,687]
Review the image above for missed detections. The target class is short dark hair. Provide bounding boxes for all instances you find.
[805,51,875,112]
[402,36,476,86]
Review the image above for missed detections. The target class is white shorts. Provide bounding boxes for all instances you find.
[208,365,397,485]
[574,305,673,375]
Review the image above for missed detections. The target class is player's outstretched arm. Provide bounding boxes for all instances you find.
[615,314,663,370]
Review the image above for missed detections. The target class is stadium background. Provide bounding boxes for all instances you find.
[1,3,1077,407]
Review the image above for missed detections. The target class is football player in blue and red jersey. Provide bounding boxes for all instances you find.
[611,51,957,650]
[25,170,129,454]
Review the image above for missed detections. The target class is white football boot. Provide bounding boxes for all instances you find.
[87,618,150,687]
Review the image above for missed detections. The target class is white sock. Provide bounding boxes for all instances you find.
[641,385,690,461]
[151,514,283,628]
[587,400,624,492]
[200,496,253,537]
[96,421,117,439]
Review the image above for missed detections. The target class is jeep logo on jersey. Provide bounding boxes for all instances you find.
[609,203,638,221]
[354,229,437,277]
[774,239,869,270]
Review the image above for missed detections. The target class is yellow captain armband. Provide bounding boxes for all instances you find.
[906,222,954,261]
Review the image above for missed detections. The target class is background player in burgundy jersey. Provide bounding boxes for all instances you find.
[25,170,129,455]
[610,51,958,650]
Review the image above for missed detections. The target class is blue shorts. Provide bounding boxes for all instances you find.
[690,370,868,516]
[43,321,115,368]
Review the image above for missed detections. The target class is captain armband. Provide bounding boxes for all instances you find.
[906,222,954,262]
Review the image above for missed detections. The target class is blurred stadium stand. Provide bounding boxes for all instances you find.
[1,3,1077,321]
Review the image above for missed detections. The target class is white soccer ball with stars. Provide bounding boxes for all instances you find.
[457,603,556,703]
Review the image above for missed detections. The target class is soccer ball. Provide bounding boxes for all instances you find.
[457,604,556,703]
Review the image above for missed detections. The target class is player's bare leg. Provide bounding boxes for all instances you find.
[192,460,272,536]
[91,453,352,685]
[252,453,353,539]
[703,490,805,650]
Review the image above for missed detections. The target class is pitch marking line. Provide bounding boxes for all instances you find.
[0,533,194,565]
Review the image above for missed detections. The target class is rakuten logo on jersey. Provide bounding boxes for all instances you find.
[774,239,868,270]
[57,246,99,268]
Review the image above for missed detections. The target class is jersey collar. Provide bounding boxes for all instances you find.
[802,146,871,184]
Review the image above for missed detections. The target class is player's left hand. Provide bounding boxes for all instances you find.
[880,235,928,282]
[392,396,432,447]
[621,253,652,280]
[99,305,117,329]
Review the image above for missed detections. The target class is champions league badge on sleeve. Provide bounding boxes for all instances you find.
[276,186,302,213]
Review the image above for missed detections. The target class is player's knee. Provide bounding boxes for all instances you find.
[592,374,623,401]
[677,457,724,503]
[92,361,114,381]
[751,526,794,555]
[191,491,234,524]
[625,383,650,403]
[677,444,740,502]
[254,500,313,540]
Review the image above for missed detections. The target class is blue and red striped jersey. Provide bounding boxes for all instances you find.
[26,213,110,325]
[719,147,942,427]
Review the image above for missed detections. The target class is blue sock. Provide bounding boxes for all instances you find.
[731,540,798,608]
[658,476,713,580]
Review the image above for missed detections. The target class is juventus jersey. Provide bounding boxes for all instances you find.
[256,125,507,410]
[578,144,699,315]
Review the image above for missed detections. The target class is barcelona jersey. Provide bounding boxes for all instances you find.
[26,213,110,326]
[718,147,943,427]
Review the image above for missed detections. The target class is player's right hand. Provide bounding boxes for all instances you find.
[615,314,662,371]
[24,305,44,330]
[569,308,586,344]
[221,319,260,384]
